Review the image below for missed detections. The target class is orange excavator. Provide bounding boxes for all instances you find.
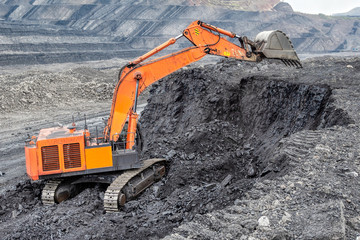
[25,20,301,212]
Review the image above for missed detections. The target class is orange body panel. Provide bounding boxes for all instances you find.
[25,145,39,180]
[35,127,86,176]
[25,126,115,179]
[85,146,113,170]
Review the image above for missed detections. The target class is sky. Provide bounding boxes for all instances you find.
[283,0,360,15]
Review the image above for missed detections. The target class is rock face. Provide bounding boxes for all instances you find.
[0,1,359,66]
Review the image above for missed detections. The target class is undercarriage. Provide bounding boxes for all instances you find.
[41,159,166,212]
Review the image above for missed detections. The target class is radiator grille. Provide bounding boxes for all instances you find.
[63,143,81,169]
[41,145,60,171]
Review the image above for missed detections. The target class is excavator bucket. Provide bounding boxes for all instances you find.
[255,30,302,67]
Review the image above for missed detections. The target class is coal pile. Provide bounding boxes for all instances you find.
[1,57,360,239]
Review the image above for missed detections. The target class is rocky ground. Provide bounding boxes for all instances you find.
[0,56,360,239]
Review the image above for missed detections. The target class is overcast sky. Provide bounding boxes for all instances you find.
[283,0,359,15]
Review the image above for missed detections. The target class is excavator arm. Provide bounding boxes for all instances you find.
[104,20,301,145]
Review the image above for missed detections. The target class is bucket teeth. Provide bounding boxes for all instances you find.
[289,60,295,67]
[281,59,289,67]
[295,60,303,68]
[281,59,303,68]
[284,60,292,67]
[290,60,303,68]
[286,60,294,67]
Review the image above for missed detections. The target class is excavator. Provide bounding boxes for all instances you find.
[25,20,301,212]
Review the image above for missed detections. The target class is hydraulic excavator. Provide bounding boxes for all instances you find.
[25,20,301,212]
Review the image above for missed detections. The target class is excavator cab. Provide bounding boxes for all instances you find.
[255,30,301,67]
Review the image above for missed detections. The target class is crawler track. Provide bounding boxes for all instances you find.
[104,158,166,212]
[41,179,63,205]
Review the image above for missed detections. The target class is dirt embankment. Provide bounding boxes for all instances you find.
[0,57,360,239]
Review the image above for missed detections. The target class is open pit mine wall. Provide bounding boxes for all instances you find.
[0,1,359,66]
